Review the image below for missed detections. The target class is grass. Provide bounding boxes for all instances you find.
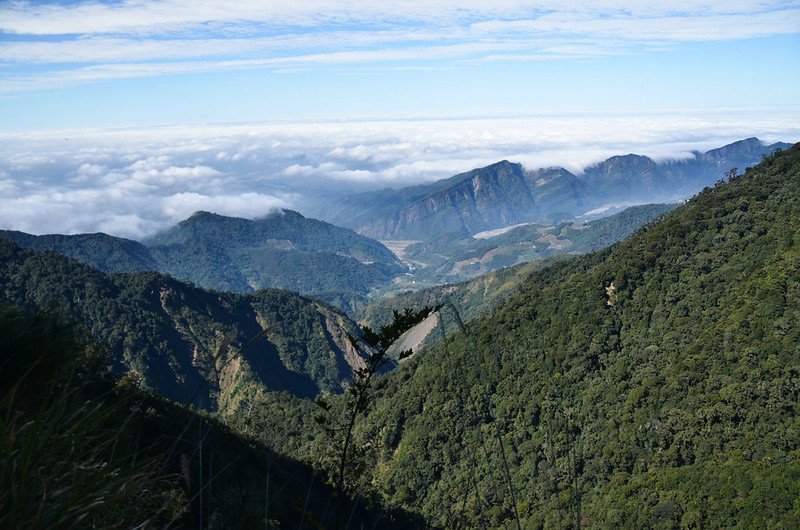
[0,307,184,529]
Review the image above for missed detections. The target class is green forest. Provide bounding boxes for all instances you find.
[1,145,799,528]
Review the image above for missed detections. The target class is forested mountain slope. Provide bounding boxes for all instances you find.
[349,145,800,527]
[0,241,377,407]
[144,209,404,296]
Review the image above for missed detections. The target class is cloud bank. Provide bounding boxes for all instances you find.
[0,109,797,239]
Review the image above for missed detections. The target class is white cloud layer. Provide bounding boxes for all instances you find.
[0,109,797,239]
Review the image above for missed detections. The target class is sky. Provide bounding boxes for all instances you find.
[0,1,799,237]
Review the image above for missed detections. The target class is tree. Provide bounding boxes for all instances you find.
[315,306,437,529]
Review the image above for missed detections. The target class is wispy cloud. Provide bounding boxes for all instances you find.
[1,1,797,91]
[2,1,797,36]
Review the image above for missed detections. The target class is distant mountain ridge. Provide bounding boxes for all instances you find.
[0,209,406,308]
[324,138,790,239]
[0,230,157,272]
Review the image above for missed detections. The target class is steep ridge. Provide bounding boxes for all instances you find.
[0,240,378,408]
[326,138,788,240]
[328,161,543,239]
[348,145,800,527]
[331,161,585,239]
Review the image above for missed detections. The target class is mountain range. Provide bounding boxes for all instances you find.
[1,140,798,527]
[1,202,681,312]
[322,137,789,240]
[1,208,405,310]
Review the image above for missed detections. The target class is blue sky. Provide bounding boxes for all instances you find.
[1,0,799,129]
[0,1,798,237]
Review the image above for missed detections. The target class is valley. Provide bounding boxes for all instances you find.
[3,1,799,526]
[1,140,797,528]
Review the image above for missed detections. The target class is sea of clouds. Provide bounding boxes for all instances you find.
[1,109,798,239]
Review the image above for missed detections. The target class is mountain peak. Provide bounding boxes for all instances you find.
[724,137,762,149]
[183,209,307,225]
[457,159,524,182]
[589,153,655,169]
[258,208,303,220]
[703,137,763,158]
[186,210,226,221]
[483,159,521,172]
[730,136,761,146]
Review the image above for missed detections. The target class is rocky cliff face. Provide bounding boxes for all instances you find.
[579,154,660,195]
[356,161,586,239]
